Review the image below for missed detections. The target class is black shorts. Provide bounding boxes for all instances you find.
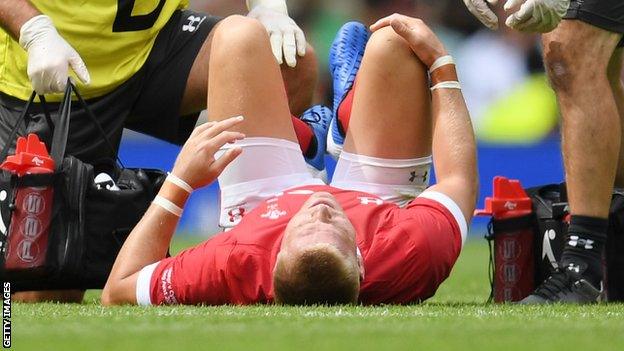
[564,0,624,47]
[0,10,221,163]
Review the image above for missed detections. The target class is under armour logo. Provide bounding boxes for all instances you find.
[409,170,428,183]
[182,15,205,32]
[228,207,245,223]
[567,263,580,273]
[568,235,594,250]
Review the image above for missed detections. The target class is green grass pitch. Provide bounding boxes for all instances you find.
[11,237,624,351]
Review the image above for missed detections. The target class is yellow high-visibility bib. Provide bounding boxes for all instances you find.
[0,0,189,101]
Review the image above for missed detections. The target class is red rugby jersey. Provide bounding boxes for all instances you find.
[136,185,466,306]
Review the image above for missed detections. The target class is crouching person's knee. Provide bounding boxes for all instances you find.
[542,30,612,93]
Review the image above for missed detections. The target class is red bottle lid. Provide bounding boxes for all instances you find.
[475,176,532,219]
[0,134,55,176]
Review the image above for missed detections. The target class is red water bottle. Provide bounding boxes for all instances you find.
[1,134,55,273]
[476,176,534,302]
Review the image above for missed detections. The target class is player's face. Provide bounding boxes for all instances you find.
[281,192,362,277]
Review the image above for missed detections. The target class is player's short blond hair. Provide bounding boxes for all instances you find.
[273,243,360,305]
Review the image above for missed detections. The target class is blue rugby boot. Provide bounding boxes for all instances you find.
[300,105,332,182]
[328,21,370,158]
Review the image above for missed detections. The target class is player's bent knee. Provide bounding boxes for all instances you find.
[212,15,268,57]
[215,15,264,36]
[365,27,425,77]
[366,27,412,60]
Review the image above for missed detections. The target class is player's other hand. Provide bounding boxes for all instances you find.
[370,14,448,69]
[247,4,306,68]
[172,116,245,190]
[19,15,90,95]
[504,0,570,33]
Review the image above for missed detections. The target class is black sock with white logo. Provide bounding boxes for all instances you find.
[561,215,608,288]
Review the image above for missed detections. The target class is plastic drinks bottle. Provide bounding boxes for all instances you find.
[1,134,55,273]
[476,176,535,302]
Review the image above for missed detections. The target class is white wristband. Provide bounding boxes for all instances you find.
[166,172,193,193]
[152,196,183,217]
[431,81,461,91]
[429,55,455,73]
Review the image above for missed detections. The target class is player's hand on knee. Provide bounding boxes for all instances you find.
[19,15,90,95]
[371,14,448,69]
[462,0,501,30]
[504,0,570,33]
[247,1,306,68]
[172,116,245,190]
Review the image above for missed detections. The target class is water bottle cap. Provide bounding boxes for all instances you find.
[475,176,532,218]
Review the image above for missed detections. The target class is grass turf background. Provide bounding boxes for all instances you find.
[11,238,624,351]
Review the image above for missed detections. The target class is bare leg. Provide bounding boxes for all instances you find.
[281,45,319,117]
[330,26,434,209]
[204,16,323,231]
[609,49,624,187]
[180,24,318,117]
[343,27,431,159]
[543,21,622,218]
[522,21,624,301]
[206,15,296,140]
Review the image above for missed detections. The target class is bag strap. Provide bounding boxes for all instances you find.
[2,80,124,168]
[70,83,124,168]
[0,91,54,164]
[48,80,124,168]
[39,95,55,134]
[50,83,73,165]
[485,220,495,304]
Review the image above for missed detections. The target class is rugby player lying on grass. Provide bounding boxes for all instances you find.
[102,14,477,306]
